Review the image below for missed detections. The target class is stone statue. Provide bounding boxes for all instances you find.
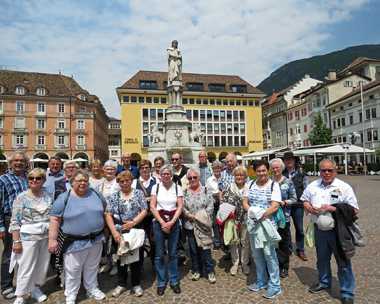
[190,123,204,144]
[150,123,165,144]
[167,40,182,85]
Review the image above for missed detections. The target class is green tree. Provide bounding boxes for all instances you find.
[308,113,332,145]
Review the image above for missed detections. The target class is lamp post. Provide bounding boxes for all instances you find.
[342,143,350,175]
[360,81,367,175]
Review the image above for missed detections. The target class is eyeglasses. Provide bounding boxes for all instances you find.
[171,158,179,161]
[28,176,43,181]
[320,169,335,173]
[188,176,198,180]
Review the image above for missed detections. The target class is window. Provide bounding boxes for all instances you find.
[341,117,345,127]
[150,109,156,120]
[202,98,207,105]
[0,100,3,113]
[77,119,85,129]
[0,117,3,128]
[227,111,232,122]
[111,150,118,157]
[57,120,65,129]
[58,103,65,113]
[78,94,86,101]
[210,99,215,105]
[183,98,188,105]
[220,110,226,121]
[79,106,86,113]
[15,135,25,145]
[359,111,362,123]
[213,110,219,121]
[372,108,377,119]
[36,119,45,129]
[240,111,245,121]
[153,97,159,103]
[196,99,202,105]
[36,87,46,96]
[344,80,353,87]
[216,99,222,105]
[193,110,199,120]
[161,97,167,104]
[366,109,371,120]
[77,135,85,145]
[290,128,293,135]
[223,99,228,105]
[16,101,25,114]
[239,123,245,134]
[230,85,247,93]
[139,80,158,90]
[186,110,192,120]
[123,96,129,103]
[302,108,307,116]
[142,109,148,120]
[367,130,372,141]
[37,135,45,145]
[288,112,293,121]
[374,130,378,141]
[200,110,205,121]
[0,86,5,94]
[304,125,307,133]
[333,121,336,129]
[349,115,354,125]
[158,109,164,120]
[131,96,137,103]
[233,111,239,121]
[37,102,45,113]
[207,110,212,120]
[15,86,25,95]
[57,135,65,145]
[295,110,300,120]
[138,96,144,103]
[15,117,25,128]
[208,84,225,92]
[186,83,204,91]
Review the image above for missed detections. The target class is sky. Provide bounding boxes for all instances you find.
[1,0,380,118]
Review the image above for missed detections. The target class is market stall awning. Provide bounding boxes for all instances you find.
[242,147,289,160]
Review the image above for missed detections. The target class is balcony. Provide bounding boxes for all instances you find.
[55,128,69,134]
[13,127,28,134]
[12,144,27,150]
[35,144,47,151]
[55,144,69,150]
[75,129,87,135]
[75,144,87,150]
[35,112,46,117]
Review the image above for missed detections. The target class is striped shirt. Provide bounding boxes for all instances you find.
[0,170,28,232]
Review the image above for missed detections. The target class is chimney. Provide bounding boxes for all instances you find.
[327,70,336,81]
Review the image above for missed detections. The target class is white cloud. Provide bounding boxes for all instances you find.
[0,0,371,117]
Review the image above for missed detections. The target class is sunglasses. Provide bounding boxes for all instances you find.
[28,176,43,181]
[188,176,198,180]
[320,169,335,173]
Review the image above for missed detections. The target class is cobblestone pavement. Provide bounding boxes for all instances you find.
[2,175,380,304]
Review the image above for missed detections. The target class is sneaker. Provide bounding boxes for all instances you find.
[247,283,267,292]
[13,297,25,304]
[132,285,143,297]
[109,265,118,276]
[191,272,201,281]
[2,287,16,300]
[87,288,106,301]
[112,285,126,298]
[263,289,282,299]
[208,272,216,284]
[31,287,47,303]
[230,264,238,276]
[242,264,250,275]
[66,296,76,304]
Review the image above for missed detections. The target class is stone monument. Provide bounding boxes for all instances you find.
[147,40,203,163]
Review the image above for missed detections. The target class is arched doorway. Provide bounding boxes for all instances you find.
[32,153,49,169]
[73,153,89,169]
[55,152,70,161]
[207,151,216,163]
[131,153,141,167]
[219,151,228,161]
[0,154,7,175]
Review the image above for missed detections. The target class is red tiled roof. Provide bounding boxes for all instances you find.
[118,70,264,95]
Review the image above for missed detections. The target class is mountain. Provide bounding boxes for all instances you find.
[257,44,380,94]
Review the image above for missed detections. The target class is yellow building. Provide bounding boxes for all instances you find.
[116,71,265,161]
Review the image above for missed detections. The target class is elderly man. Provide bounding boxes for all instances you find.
[54,160,78,200]
[43,156,64,197]
[0,152,29,300]
[301,159,358,304]
[171,153,189,188]
[197,151,212,186]
[219,153,237,190]
[117,153,139,178]
[283,151,308,261]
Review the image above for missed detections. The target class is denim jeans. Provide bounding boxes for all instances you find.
[249,233,281,293]
[1,217,14,292]
[185,229,214,275]
[290,205,305,252]
[315,227,355,299]
[153,220,180,288]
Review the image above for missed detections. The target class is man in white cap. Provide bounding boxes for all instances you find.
[301,159,358,304]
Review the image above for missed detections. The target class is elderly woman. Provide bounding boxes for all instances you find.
[105,170,148,298]
[150,165,184,296]
[270,158,297,278]
[48,170,106,304]
[220,166,250,276]
[132,159,157,265]
[10,168,52,304]
[89,160,104,189]
[152,156,165,182]
[243,160,282,299]
[95,160,119,198]
[183,168,215,283]
[206,160,223,249]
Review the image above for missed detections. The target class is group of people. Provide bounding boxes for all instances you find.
[0,150,359,304]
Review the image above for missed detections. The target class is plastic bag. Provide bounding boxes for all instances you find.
[305,220,315,248]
